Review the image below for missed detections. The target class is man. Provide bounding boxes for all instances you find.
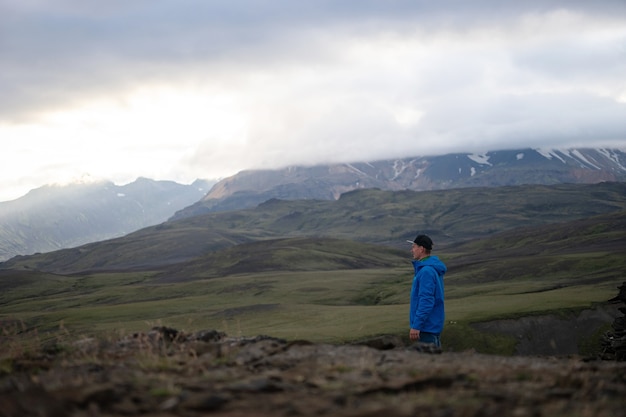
[407,234,447,348]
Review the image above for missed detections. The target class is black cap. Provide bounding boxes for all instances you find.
[407,234,433,250]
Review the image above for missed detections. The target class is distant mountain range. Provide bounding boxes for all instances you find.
[172,148,626,219]
[0,178,214,262]
[3,181,625,275]
[2,147,624,262]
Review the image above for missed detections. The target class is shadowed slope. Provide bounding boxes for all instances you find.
[154,237,408,282]
[2,182,625,275]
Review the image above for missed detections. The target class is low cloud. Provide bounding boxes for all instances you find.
[0,1,625,200]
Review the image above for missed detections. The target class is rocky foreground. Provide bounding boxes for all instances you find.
[1,327,625,417]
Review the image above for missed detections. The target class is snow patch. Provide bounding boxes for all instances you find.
[392,160,407,180]
[569,150,601,170]
[467,154,491,166]
[470,167,476,177]
[345,164,368,177]
[117,193,126,197]
[536,148,566,163]
[516,153,524,160]
[598,149,626,171]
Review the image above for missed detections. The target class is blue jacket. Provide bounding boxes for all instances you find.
[410,256,447,334]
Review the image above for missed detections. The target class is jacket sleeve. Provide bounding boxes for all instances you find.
[412,267,437,329]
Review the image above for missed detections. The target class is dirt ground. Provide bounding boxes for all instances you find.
[472,304,621,356]
[1,327,625,417]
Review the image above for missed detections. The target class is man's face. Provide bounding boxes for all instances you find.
[411,243,426,260]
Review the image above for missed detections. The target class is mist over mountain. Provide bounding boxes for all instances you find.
[2,147,624,262]
[0,178,215,261]
[172,148,626,219]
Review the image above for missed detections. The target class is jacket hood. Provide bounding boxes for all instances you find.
[413,255,447,276]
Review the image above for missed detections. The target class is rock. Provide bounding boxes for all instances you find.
[600,281,626,360]
[1,327,625,417]
[191,329,226,342]
[352,334,405,350]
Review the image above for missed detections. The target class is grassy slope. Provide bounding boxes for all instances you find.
[3,182,626,274]
[2,212,624,352]
[1,184,625,354]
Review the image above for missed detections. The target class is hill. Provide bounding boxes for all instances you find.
[2,147,623,263]
[4,181,625,275]
[0,182,624,357]
[173,147,626,218]
[0,178,215,262]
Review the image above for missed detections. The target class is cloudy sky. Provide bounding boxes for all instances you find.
[1,0,625,201]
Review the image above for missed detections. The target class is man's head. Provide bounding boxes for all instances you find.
[407,234,433,260]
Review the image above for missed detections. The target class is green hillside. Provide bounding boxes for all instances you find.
[3,182,625,274]
[1,217,624,353]
[1,183,625,355]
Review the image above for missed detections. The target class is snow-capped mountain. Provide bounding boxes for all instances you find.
[172,148,626,219]
[0,178,214,261]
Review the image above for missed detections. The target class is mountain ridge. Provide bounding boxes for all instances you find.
[4,181,625,275]
[0,177,215,261]
[172,147,626,219]
[2,147,624,261]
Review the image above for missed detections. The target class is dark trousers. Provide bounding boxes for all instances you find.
[419,331,441,347]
